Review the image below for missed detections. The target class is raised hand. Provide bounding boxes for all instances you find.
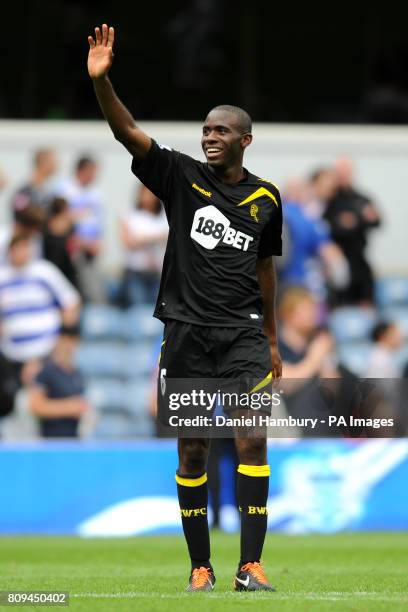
[87,23,115,80]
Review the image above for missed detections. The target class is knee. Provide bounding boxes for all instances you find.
[236,437,267,465]
[179,439,209,474]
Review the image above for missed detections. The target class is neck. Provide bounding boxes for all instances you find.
[53,348,73,370]
[208,163,246,185]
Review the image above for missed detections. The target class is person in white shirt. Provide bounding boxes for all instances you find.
[10,149,58,216]
[0,233,81,382]
[366,321,404,434]
[57,156,104,302]
[119,184,168,305]
[366,321,404,378]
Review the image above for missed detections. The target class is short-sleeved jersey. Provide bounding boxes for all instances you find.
[131,140,282,328]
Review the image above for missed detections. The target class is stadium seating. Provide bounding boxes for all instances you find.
[81,304,123,340]
[86,379,126,411]
[122,343,157,378]
[123,305,164,341]
[76,342,125,378]
[77,304,162,438]
[375,277,408,309]
[396,344,408,371]
[380,306,408,338]
[328,307,377,343]
[337,341,374,377]
[125,379,152,415]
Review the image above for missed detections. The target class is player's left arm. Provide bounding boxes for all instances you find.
[257,256,282,381]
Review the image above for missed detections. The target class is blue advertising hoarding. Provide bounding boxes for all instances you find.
[0,439,407,535]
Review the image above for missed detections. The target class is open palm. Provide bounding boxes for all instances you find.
[87,24,114,79]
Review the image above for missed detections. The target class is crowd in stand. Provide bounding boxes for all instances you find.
[0,148,407,440]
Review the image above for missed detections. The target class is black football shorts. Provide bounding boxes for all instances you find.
[157,319,273,421]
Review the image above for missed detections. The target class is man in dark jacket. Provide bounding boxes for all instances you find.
[324,156,381,306]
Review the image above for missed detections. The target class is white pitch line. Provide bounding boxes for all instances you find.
[71,591,408,602]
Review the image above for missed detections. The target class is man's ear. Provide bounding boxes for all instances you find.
[241,133,253,149]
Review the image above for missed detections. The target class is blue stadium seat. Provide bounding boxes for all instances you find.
[396,344,408,371]
[86,379,126,411]
[81,305,124,340]
[123,306,164,341]
[337,341,374,377]
[76,342,124,378]
[122,342,157,377]
[381,307,408,338]
[328,307,377,343]
[93,413,134,438]
[93,412,154,438]
[130,414,155,438]
[376,277,408,309]
[104,277,122,304]
[125,379,151,415]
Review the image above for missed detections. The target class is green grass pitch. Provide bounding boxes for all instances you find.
[0,532,407,611]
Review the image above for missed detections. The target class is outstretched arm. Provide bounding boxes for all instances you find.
[257,256,282,381]
[87,24,151,160]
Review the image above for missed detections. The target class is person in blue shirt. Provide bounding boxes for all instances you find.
[28,324,89,438]
[280,178,349,313]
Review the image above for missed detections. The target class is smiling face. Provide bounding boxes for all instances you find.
[201,109,252,169]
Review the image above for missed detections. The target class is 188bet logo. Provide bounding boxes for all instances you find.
[190,205,254,251]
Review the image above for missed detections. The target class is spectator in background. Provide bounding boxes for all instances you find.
[0,234,80,384]
[43,197,78,289]
[10,148,58,217]
[57,156,105,302]
[366,322,404,378]
[0,352,19,423]
[0,166,7,191]
[277,287,374,437]
[278,287,334,380]
[366,322,404,436]
[307,167,338,219]
[278,287,335,436]
[28,324,88,438]
[281,178,349,318]
[278,287,396,437]
[119,184,168,306]
[0,205,45,264]
[324,156,381,307]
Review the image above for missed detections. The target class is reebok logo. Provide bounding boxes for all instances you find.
[192,182,212,198]
[180,507,207,517]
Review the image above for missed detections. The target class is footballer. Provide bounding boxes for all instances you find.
[87,23,283,592]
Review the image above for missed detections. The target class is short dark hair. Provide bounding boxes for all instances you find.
[15,204,45,230]
[47,197,69,218]
[76,156,96,173]
[310,167,330,183]
[371,321,393,342]
[208,104,252,134]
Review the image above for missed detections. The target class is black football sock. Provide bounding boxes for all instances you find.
[176,471,212,570]
[237,464,270,566]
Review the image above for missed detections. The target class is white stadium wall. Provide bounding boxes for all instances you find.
[0,120,407,275]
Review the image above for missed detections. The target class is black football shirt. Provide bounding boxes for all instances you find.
[131,140,282,328]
